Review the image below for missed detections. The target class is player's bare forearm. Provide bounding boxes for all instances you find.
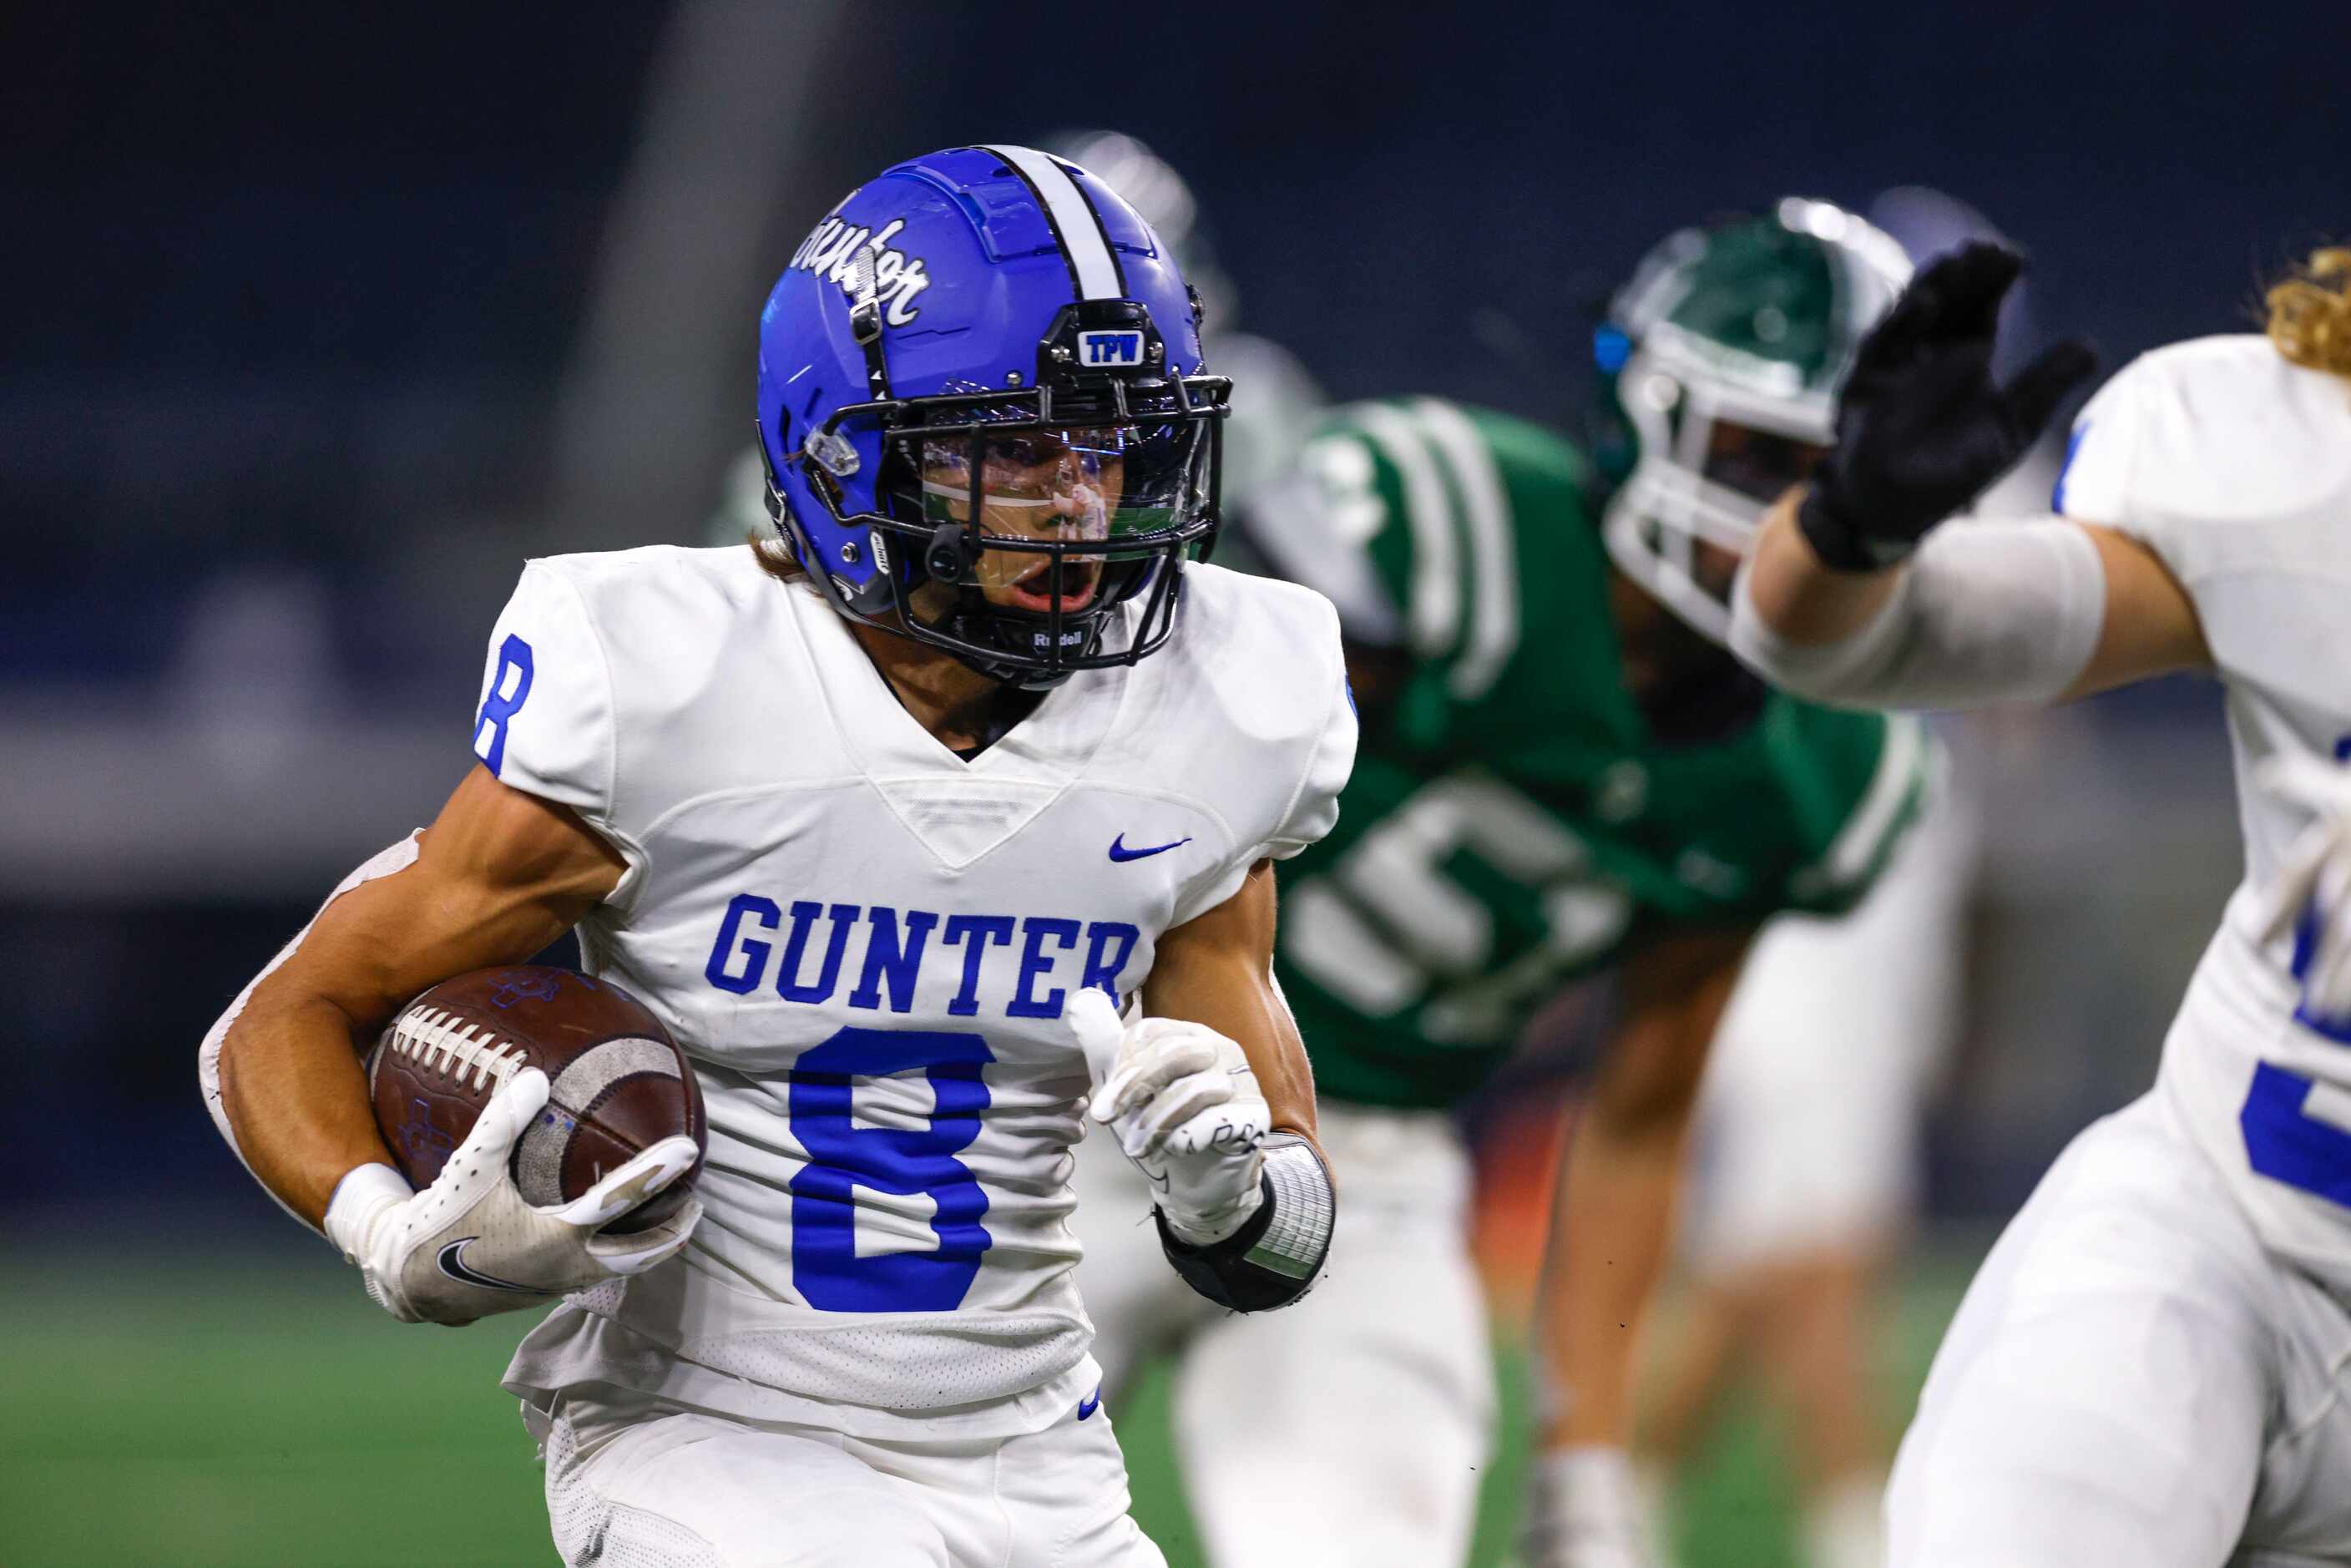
[1743,487,1905,645]
[225,989,402,1228]
[1536,923,1752,1448]
[218,766,624,1226]
[1140,858,1319,1143]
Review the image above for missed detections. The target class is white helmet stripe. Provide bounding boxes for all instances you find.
[1347,403,1462,661]
[979,144,1125,301]
[1410,399,1519,701]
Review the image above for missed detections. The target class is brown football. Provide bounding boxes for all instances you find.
[366,966,705,1235]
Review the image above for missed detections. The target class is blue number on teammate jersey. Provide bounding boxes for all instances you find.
[2238,731,2351,1205]
[2241,1065,2351,1207]
[473,634,534,778]
[788,1025,994,1311]
[2283,735,2351,1037]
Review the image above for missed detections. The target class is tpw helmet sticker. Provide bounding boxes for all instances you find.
[1077,329,1145,367]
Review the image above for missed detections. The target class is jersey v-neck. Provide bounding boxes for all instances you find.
[776,580,1135,868]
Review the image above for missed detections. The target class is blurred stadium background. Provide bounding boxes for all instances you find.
[3,3,2339,1563]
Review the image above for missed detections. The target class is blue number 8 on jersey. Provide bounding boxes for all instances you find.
[788,1026,995,1312]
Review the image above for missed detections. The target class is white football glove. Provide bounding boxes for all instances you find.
[1071,990,1268,1246]
[2256,752,2351,1027]
[323,1067,702,1326]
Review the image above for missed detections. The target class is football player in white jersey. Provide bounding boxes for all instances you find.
[198,145,1353,1568]
[1730,243,2351,1564]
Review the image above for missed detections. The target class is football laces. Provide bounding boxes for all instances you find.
[384,1006,528,1093]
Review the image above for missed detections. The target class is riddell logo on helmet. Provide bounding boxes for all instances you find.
[790,216,930,327]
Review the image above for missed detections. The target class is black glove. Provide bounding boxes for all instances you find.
[1798,244,2097,572]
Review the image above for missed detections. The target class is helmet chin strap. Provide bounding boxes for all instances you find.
[948,579,1110,690]
[888,565,1100,691]
[933,633,1079,692]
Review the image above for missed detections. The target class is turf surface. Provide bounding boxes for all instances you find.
[0,1248,1969,1566]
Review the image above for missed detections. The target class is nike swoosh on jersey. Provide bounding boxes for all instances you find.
[1077,1384,1104,1420]
[1108,833,1191,862]
[436,1238,544,1293]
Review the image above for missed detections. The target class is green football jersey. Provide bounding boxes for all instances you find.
[1260,398,1925,1110]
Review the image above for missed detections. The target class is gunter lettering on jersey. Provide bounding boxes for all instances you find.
[788,216,929,326]
[704,895,1139,1019]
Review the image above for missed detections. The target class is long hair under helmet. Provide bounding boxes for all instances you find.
[756,146,1230,689]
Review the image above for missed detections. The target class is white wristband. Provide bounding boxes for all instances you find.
[322,1162,412,1264]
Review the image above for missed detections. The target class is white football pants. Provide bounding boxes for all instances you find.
[538,1382,1163,1567]
[1070,1101,1494,1568]
[1681,785,1969,1279]
[1888,1091,2351,1566]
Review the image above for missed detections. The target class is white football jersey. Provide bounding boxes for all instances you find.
[2056,335,2351,1286]
[483,547,1355,1435]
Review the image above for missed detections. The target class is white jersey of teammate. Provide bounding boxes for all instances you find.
[1888,336,2351,1566]
[468,546,1352,1441]
[2055,336,2351,1282]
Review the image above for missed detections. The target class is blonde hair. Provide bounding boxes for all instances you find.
[2267,246,2351,377]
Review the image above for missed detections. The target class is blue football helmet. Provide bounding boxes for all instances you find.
[756,145,1231,688]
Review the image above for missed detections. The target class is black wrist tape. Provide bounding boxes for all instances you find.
[1797,485,1917,574]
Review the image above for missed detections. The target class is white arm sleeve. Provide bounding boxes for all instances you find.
[1727,516,2107,710]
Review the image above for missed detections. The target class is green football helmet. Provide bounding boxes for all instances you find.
[1595,199,1912,642]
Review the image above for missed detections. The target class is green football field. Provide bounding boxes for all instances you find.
[0,1246,1974,1567]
